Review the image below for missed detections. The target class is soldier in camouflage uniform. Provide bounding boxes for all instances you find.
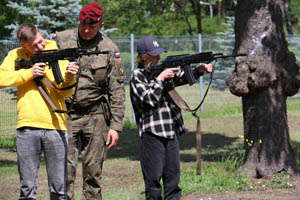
[54,2,126,200]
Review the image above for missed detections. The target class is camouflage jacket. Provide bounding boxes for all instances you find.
[55,28,125,131]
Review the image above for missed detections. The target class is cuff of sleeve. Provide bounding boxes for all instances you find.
[156,78,164,88]
[110,121,123,132]
[194,66,204,80]
[64,73,76,85]
[23,69,34,80]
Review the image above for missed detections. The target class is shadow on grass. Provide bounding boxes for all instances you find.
[179,131,242,163]
[107,127,300,167]
[106,128,141,160]
[107,128,243,163]
[0,159,16,167]
[2,128,300,168]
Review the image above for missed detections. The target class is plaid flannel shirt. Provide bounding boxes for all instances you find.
[130,66,202,139]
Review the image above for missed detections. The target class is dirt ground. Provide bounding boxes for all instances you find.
[182,188,300,200]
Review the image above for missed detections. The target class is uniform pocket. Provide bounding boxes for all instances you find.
[90,54,109,86]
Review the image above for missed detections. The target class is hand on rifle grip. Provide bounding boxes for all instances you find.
[157,68,180,81]
[66,61,79,75]
[31,63,46,76]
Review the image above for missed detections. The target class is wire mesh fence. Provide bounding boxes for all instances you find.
[0,88,17,137]
[0,34,300,137]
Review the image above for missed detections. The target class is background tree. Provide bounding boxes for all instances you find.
[216,0,236,19]
[218,0,225,18]
[290,0,300,33]
[6,0,81,38]
[283,0,293,35]
[226,0,300,178]
[99,0,227,36]
[0,0,33,38]
[1,0,300,37]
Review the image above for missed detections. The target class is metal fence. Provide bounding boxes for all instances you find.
[1,34,300,136]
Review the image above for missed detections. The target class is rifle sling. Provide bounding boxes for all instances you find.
[34,78,67,113]
[41,77,76,91]
[168,88,202,175]
[38,77,78,113]
[168,89,193,113]
[167,70,213,175]
[167,70,213,117]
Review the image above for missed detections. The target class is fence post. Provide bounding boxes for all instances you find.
[130,34,136,123]
[198,34,204,112]
[130,33,135,74]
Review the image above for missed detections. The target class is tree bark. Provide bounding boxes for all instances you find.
[218,0,226,19]
[226,0,300,178]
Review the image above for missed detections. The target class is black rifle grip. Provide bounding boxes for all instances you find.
[183,65,197,85]
[50,61,64,84]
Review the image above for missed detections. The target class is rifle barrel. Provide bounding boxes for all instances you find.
[214,54,247,59]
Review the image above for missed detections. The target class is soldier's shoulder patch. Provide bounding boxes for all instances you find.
[50,33,56,39]
[114,52,120,58]
[119,65,125,76]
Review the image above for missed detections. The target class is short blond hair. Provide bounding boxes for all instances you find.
[17,24,39,42]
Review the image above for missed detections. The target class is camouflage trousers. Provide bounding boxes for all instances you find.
[66,112,107,200]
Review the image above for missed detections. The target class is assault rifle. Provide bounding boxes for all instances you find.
[148,51,247,85]
[15,48,110,84]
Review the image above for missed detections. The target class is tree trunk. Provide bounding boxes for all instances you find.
[189,0,201,50]
[174,1,198,50]
[226,0,300,178]
[218,0,226,19]
[189,0,202,34]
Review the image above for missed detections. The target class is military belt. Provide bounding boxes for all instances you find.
[67,101,103,115]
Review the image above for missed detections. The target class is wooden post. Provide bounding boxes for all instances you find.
[196,117,201,175]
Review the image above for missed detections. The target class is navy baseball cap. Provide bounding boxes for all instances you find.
[137,37,167,56]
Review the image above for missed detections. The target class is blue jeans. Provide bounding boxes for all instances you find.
[16,128,68,200]
[140,132,182,200]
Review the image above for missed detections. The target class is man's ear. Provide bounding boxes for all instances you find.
[20,43,28,53]
[20,42,32,56]
[20,42,25,49]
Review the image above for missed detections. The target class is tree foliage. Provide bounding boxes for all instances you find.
[0,0,31,38]
[0,0,299,37]
[5,0,81,39]
[290,0,300,33]
[95,0,229,36]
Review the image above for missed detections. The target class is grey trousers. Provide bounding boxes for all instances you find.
[16,128,68,200]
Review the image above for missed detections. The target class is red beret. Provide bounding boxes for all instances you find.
[79,2,103,23]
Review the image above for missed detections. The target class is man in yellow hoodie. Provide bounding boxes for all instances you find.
[0,24,79,200]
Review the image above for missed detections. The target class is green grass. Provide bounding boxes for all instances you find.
[180,144,298,196]
[0,136,15,148]
[1,86,300,199]
[0,137,16,178]
[180,155,252,194]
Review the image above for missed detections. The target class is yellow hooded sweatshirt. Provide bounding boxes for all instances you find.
[0,40,76,130]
